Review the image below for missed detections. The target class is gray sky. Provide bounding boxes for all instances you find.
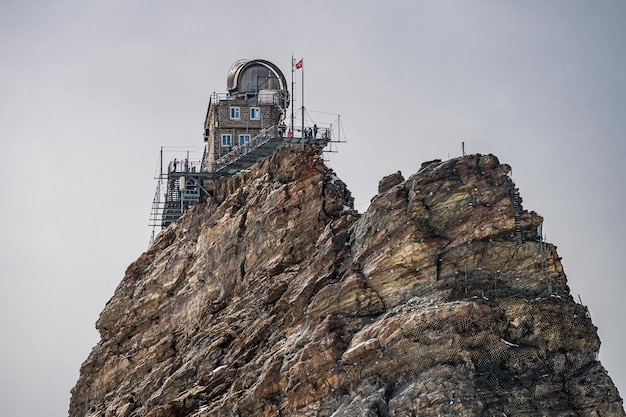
[1,1,625,415]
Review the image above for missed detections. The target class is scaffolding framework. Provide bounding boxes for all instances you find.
[149,124,340,246]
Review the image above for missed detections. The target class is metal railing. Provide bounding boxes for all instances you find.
[166,158,202,174]
[210,91,284,106]
[212,125,279,172]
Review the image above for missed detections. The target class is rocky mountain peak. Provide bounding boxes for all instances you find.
[70,145,625,416]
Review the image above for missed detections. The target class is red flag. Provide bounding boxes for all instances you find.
[295,58,303,69]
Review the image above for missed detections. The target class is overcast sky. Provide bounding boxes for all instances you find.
[1,1,625,415]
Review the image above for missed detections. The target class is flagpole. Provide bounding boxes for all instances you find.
[290,54,294,136]
[301,58,304,152]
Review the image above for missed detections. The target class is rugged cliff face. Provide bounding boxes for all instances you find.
[70,145,625,417]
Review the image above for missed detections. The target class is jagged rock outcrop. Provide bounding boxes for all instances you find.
[70,145,625,417]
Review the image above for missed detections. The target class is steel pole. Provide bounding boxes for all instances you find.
[301,59,304,152]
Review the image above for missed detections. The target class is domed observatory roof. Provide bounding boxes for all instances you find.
[226,59,290,109]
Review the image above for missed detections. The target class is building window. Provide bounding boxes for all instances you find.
[250,107,260,120]
[221,134,232,146]
[230,107,240,120]
[238,134,251,146]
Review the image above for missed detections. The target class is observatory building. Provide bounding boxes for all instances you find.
[203,59,290,172]
[150,58,340,241]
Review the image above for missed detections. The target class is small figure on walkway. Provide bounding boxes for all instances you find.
[313,124,318,138]
[184,158,189,172]
[288,129,293,138]
[173,158,178,172]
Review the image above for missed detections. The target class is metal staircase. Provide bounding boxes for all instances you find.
[161,176,200,229]
[209,125,331,176]
[149,125,333,246]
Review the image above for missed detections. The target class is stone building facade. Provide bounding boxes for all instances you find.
[203,59,289,169]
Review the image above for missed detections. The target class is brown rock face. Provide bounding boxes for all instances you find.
[70,146,625,417]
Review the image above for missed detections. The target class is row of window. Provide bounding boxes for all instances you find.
[230,106,261,121]
[221,133,251,147]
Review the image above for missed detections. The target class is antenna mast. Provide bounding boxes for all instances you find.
[301,58,304,151]
[290,54,295,135]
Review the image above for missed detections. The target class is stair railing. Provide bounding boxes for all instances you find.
[213,125,279,172]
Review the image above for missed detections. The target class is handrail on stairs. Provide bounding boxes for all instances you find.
[213,125,279,173]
